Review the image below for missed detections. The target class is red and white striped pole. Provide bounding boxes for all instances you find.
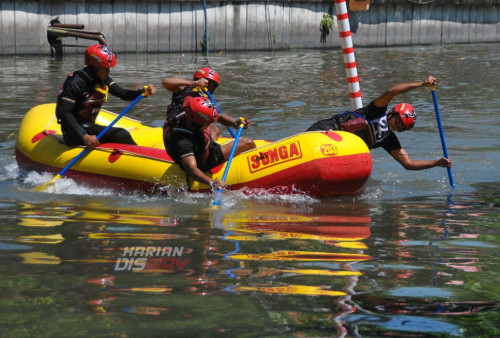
[334,0,363,110]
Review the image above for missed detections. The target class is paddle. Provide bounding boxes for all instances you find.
[203,89,237,138]
[32,90,147,192]
[213,118,244,206]
[430,86,455,189]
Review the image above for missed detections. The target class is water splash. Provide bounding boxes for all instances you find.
[22,170,116,196]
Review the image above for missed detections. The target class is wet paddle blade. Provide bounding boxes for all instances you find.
[31,174,62,192]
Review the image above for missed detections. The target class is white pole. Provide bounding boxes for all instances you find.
[334,0,363,110]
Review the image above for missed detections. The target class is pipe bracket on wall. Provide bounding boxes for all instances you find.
[47,17,107,57]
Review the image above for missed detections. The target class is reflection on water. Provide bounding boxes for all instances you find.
[1,187,498,336]
[1,44,500,335]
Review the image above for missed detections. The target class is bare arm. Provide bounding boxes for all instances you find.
[162,77,208,93]
[218,115,251,129]
[180,155,225,189]
[374,76,437,107]
[389,148,452,171]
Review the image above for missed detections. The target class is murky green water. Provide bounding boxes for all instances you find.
[1,43,499,336]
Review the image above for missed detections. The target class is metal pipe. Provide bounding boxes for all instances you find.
[51,23,85,30]
[47,27,107,46]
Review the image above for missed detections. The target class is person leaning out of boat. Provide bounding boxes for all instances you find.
[306,75,452,171]
[162,67,223,140]
[55,44,156,149]
[164,96,256,190]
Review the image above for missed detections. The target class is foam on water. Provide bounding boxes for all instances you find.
[3,158,322,206]
[22,170,117,196]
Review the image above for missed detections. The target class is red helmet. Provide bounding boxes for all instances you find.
[186,97,219,126]
[393,103,416,130]
[85,44,116,68]
[193,67,220,86]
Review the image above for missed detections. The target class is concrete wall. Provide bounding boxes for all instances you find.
[0,0,499,55]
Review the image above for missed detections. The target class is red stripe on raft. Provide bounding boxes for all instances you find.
[344,61,357,68]
[326,130,343,142]
[339,31,352,38]
[347,76,359,83]
[334,0,347,4]
[97,143,173,162]
[349,91,362,98]
[31,130,56,143]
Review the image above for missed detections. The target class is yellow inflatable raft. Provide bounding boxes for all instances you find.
[16,103,372,197]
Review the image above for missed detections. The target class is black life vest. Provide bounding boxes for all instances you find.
[163,112,211,168]
[337,111,368,133]
[337,111,379,148]
[166,86,205,118]
[56,69,108,123]
[78,83,108,122]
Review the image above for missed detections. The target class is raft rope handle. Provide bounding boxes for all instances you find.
[43,114,57,132]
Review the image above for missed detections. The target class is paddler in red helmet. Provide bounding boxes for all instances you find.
[162,67,233,141]
[163,97,256,190]
[307,75,452,171]
[56,44,156,149]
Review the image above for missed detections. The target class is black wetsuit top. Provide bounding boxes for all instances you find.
[166,86,204,118]
[307,100,402,153]
[56,66,143,146]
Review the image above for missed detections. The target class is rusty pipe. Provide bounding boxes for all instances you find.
[47,27,107,46]
[51,23,85,30]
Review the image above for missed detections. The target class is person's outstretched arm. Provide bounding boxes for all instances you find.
[390,148,452,170]
[107,81,156,100]
[374,76,436,107]
[162,77,208,93]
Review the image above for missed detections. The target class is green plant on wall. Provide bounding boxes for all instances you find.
[320,13,334,43]
[200,32,211,52]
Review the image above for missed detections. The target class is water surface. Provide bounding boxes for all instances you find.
[0,43,499,336]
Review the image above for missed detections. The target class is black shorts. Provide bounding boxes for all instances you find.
[306,116,340,132]
[200,141,225,172]
[62,122,136,146]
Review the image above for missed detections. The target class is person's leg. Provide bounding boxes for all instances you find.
[86,124,137,145]
[201,138,256,171]
[60,121,85,146]
[220,137,256,159]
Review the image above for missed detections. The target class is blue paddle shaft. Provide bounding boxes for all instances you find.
[214,123,244,206]
[431,88,455,188]
[205,90,237,138]
[221,125,244,182]
[58,93,145,177]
